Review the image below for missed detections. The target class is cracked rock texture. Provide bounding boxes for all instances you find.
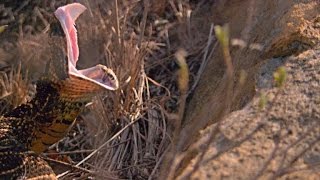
[177,0,320,179]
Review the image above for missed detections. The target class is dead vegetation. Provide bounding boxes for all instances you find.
[1,0,208,179]
[0,0,319,179]
[0,63,31,114]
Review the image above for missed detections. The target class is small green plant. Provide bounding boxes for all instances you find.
[214,25,233,77]
[273,66,287,88]
[175,49,189,94]
[214,25,229,48]
[258,92,267,110]
[0,25,7,33]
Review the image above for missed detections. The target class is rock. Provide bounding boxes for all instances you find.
[175,0,320,179]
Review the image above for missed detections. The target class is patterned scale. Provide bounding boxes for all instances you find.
[0,3,118,179]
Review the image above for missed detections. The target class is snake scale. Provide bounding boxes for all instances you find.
[0,3,119,179]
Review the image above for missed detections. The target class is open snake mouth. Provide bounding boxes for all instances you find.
[55,3,118,91]
[75,65,119,90]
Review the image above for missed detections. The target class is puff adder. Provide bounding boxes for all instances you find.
[0,3,118,179]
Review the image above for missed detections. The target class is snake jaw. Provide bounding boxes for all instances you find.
[55,3,119,92]
[54,3,85,67]
[74,65,119,91]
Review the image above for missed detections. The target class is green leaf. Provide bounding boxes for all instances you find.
[273,66,287,88]
[0,25,8,33]
[214,25,229,48]
[258,92,267,110]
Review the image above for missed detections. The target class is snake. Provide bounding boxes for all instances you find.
[0,3,119,179]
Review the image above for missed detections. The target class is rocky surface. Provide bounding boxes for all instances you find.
[180,46,320,179]
[0,0,319,179]
[176,0,320,179]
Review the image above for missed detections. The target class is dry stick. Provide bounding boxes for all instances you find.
[114,0,121,45]
[250,131,281,180]
[70,168,122,180]
[14,0,30,14]
[168,0,179,16]
[44,149,94,156]
[83,0,93,17]
[186,9,192,42]
[164,50,189,180]
[241,0,256,42]
[177,121,222,180]
[270,123,319,179]
[138,0,149,47]
[141,111,173,143]
[110,128,128,170]
[165,28,171,54]
[43,157,93,174]
[189,24,216,95]
[34,7,49,33]
[202,123,264,165]
[177,27,235,180]
[56,119,139,178]
[276,159,320,177]
[189,73,280,168]
[247,86,285,179]
[148,146,170,180]
[177,0,183,14]
[165,124,215,179]
[147,77,171,97]
[274,134,320,178]
[285,125,320,166]
[150,104,172,157]
[194,0,207,12]
[44,139,132,156]
[129,69,146,165]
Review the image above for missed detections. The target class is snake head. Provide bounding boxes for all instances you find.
[76,65,119,91]
[54,3,119,92]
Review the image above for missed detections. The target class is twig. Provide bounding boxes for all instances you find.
[273,134,320,178]
[57,119,140,178]
[177,121,221,180]
[44,149,94,156]
[276,161,320,177]
[271,123,319,179]
[162,49,189,180]
[177,25,235,180]
[44,139,132,156]
[114,0,121,45]
[43,157,94,174]
[148,146,170,180]
[202,123,264,165]
[138,0,149,47]
[250,131,281,180]
[34,7,49,33]
[189,24,216,95]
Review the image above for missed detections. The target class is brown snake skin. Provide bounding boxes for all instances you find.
[0,3,118,179]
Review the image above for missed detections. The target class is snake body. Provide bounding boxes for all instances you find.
[0,3,118,179]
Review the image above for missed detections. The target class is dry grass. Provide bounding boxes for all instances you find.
[1,0,318,180]
[53,1,172,179]
[0,0,213,179]
[49,1,214,179]
[0,63,31,114]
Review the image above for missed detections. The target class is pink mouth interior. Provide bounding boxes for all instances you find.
[54,3,117,90]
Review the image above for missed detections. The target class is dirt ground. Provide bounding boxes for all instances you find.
[0,0,319,179]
